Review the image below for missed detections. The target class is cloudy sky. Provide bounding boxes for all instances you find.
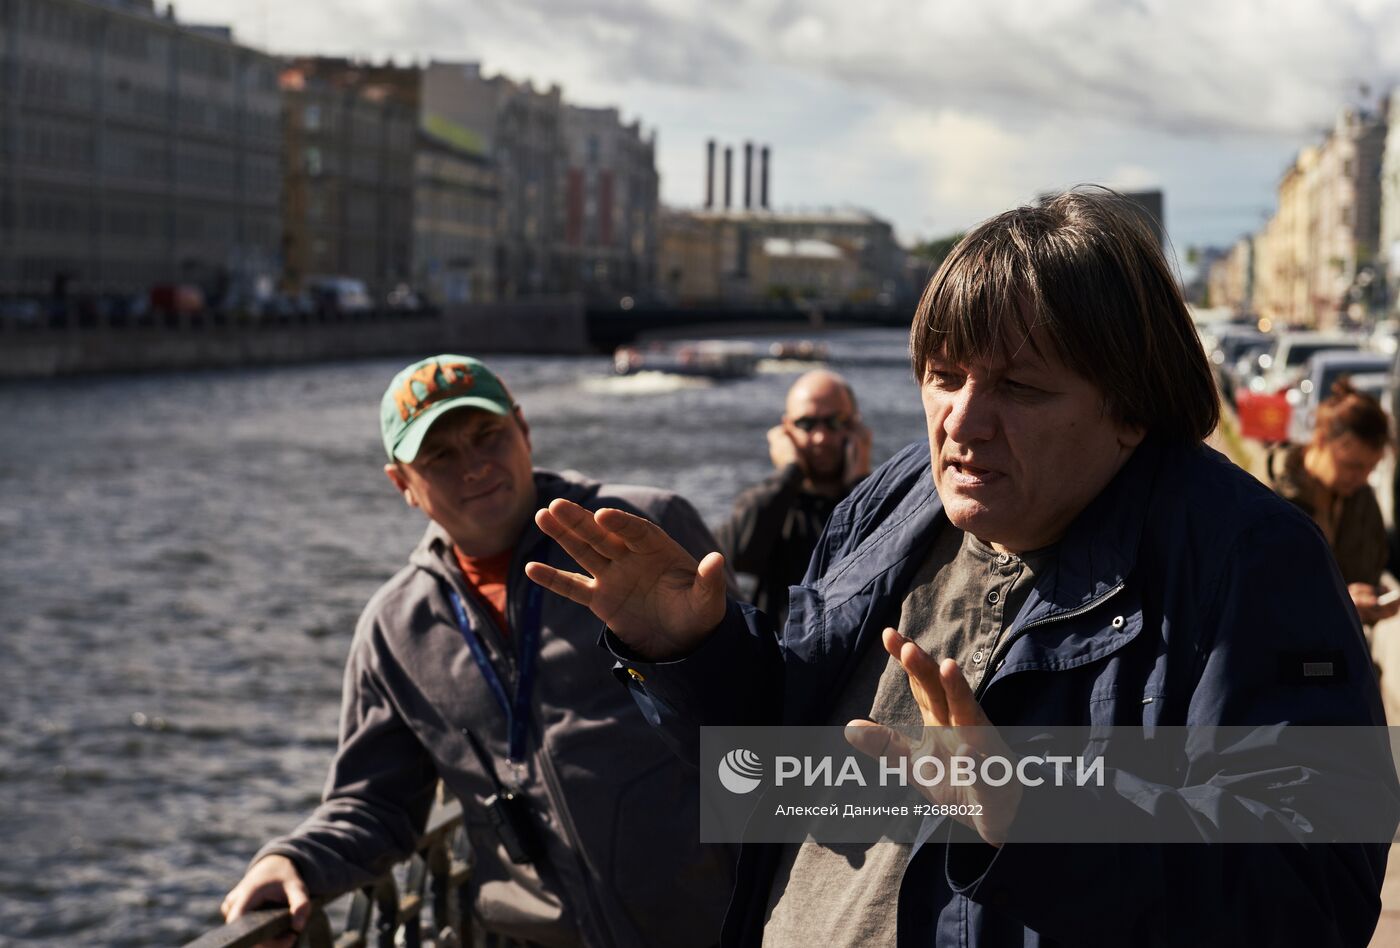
[180,0,1400,253]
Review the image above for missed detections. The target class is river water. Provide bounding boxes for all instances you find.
[0,328,927,945]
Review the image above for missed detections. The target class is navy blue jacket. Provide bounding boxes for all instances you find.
[611,438,1394,946]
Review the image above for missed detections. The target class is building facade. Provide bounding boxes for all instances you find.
[0,0,281,300]
[1378,95,1400,314]
[421,62,663,303]
[413,131,499,304]
[756,237,860,302]
[559,105,659,303]
[659,207,904,307]
[1253,107,1386,329]
[1276,146,1318,326]
[280,58,415,300]
[1307,108,1385,328]
[420,62,566,300]
[1206,235,1254,313]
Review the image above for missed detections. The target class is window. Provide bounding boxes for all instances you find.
[305,147,322,177]
[304,104,321,131]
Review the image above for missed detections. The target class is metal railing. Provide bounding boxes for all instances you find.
[182,802,473,948]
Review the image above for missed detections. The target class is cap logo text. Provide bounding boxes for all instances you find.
[395,361,475,421]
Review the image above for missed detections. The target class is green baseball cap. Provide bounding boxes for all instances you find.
[380,354,513,462]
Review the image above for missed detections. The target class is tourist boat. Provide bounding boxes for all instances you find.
[767,339,829,361]
[613,341,759,379]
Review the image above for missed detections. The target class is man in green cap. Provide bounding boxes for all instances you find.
[221,355,733,947]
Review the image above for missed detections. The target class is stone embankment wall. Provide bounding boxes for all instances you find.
[0,301,589,379]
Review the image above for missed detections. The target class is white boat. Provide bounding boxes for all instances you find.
[613,341,759,379]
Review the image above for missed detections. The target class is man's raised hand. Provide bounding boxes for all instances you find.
[526,498,727,660]
[767,424,800,472]
[844,628,1022,847]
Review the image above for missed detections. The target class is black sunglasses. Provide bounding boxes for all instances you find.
[791,414,851,433]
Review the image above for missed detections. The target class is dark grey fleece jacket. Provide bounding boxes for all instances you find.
[255,469,733,947]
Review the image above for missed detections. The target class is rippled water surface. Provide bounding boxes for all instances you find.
[0,329,927,944]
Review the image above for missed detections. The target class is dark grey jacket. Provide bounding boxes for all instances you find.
[715,463,850,629]
[257,470,733,948]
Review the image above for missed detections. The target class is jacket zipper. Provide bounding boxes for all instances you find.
[536,747,620,946]
[974,581,1126,701]
[502,528,622,945]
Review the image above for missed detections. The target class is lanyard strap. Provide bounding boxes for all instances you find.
[446,579,544,766]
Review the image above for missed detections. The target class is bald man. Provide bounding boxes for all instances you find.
[716,370,872,627]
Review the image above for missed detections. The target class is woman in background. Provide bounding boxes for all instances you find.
[1269,377,1397,626]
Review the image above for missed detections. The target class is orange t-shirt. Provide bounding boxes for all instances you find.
[453,546,513,638]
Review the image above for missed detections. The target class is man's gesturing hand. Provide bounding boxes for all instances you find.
[526,498,728,661]
[844,628,1022,848]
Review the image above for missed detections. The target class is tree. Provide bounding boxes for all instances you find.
[909,233,966,273]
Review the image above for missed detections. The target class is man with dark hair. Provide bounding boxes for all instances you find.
[221,354,732,947]
[528,190,1393,945]
[717,369,871,628]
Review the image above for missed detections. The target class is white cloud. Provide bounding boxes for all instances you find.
[738,0,1395,136]
[176,0,1396,246]
[200,0,1400,135]
[879,108,1027,217]
[1106,164,1161,191]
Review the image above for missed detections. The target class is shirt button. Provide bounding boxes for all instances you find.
[973,650,985,664]
[987,589,1000,605]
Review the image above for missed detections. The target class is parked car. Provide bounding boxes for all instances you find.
[1236,331,1364,442]
[149,284,205,316]
[0,298,42,324]
[305,276,373,315]
[1287,350,1392,444]
[1346,371,1391,407]
[1207,327,1272,401]
[1224,338,1276,402]
[1369,319,1400,355]
[259,292,314,320]
[1252,331,1364,395]
[385,283,424,311]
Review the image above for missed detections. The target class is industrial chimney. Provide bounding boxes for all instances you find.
[705,139,715,210]
[743,141,753,210]
[760,145,770,210]
[723,146,733,210]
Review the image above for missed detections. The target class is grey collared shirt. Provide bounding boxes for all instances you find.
[761,522,1052,947]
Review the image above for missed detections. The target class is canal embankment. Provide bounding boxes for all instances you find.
[0,301,590,379]
[0,300,910,380]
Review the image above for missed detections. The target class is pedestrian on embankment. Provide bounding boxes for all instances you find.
[1268,377,1398,628]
